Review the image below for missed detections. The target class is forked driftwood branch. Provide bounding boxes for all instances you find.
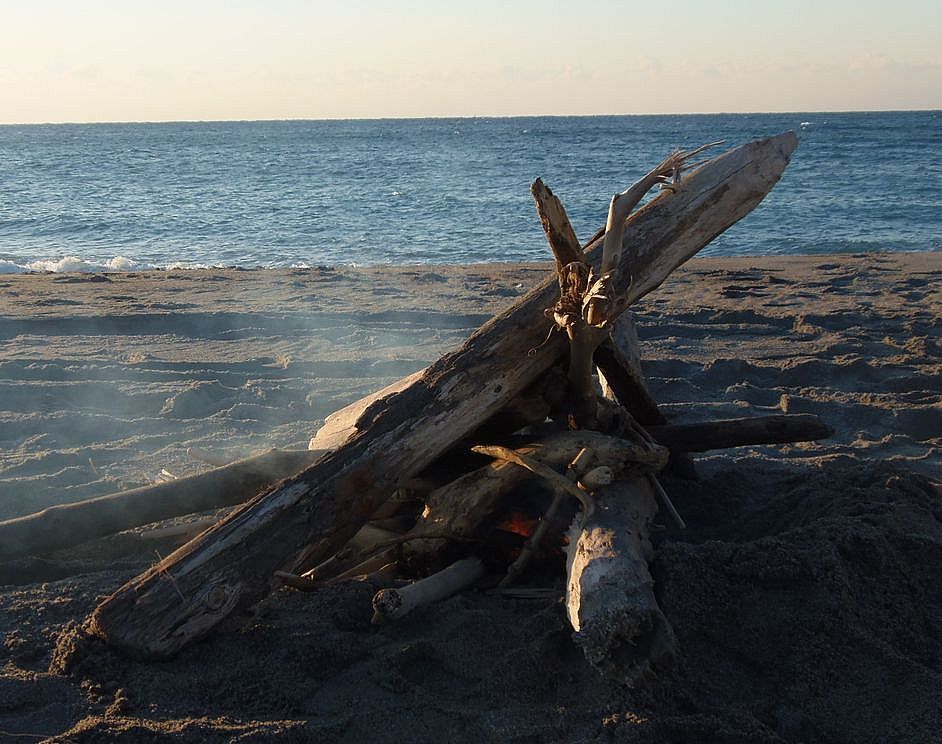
[540,143,724,429]
[80,133,798,660]
[470,444,597,518]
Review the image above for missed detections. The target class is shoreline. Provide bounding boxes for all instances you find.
[2,248,940,277]
[1,251,940,742]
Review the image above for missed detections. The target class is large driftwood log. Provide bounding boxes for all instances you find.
[648,413,833,452]
[84,133,797,659]
[0,449,322,561]
[565,475,675,681]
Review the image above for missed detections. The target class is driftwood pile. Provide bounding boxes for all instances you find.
[3,132,823,683]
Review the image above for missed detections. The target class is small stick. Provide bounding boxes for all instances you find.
[303,523,402,581]
[153,551,187,604]
[0,729,48,741]
[371,532,476,551]
[371,556,486,625]
[274,570,318,591]
[363,560,400,584]
[618,411,687,529]
[471,445,595,518]
[648,474,686,529]
[595,400,686,528]
[568,447,596,476]
[493,587,561,600]
[316,548,398,585]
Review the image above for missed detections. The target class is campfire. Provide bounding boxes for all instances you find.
[2,132,832,684]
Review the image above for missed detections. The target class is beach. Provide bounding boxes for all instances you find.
[1,252,940,742]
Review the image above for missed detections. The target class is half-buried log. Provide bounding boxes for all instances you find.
[83,133,798,659]
[0,449,323,561]
[648,413,833,452]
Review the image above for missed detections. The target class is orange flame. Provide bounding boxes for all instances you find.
[495,510,539,538]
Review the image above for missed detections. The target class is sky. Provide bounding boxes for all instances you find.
[1,0,940,124]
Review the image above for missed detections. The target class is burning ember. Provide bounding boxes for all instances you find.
[495,510,539,539]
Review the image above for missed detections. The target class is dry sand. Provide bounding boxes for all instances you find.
[0,253,940,742]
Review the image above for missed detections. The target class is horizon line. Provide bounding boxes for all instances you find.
[1,108,939,127]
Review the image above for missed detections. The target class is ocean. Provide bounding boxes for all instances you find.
[0,111,939,272]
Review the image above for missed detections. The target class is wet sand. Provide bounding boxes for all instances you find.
[0,253,940,742]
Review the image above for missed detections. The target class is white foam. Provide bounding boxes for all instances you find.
[165,261,214,270]
[26,256,101,273]
[0,255,205,274]
[106,256,141,271]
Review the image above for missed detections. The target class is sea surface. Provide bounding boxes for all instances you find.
[0,112,939,272]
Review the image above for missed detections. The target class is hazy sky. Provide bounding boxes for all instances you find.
[2,0,940,123]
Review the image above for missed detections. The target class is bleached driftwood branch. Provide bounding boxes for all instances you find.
[566,475,676,683]
[371,557,486,624]
[531,178,584,272]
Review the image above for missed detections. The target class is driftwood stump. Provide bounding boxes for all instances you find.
[565,476,674,680]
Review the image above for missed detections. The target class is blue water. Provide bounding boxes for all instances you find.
[0,112,939,272]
